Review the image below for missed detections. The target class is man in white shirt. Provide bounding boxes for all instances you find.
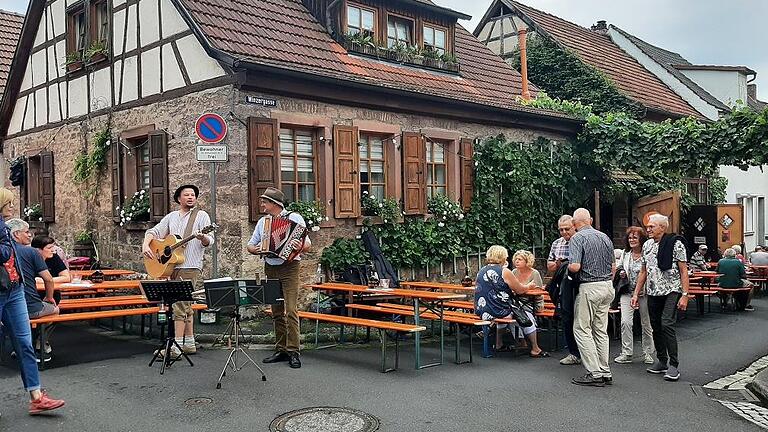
[247,187,311,369]
[142,185,213,356]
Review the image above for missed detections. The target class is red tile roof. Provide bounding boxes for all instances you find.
[178,0,573,118]
[0,10,24,100]
[509,1,702,118]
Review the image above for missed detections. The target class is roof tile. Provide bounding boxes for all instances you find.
[0,9,24,100]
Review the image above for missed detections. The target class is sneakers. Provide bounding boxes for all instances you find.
[155,345,182,359]
[571,373,605,387]
[745,305,756,312]
[646,360,668,374]
[182,344,197,354]
[664,365,681,381]
[34,341,53,355]
[560,354,582,365]
[643,354,655,364]
[29,391,65,415]
[614,354,633,364]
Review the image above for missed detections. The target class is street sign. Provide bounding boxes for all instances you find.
[196,144,228,162]
[195,113,228,144]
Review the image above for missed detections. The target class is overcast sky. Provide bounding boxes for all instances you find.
[1,0,765,99]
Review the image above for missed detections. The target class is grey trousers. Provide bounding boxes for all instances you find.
[573,281,614,378]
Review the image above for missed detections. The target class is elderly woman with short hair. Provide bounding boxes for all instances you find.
[511,249,544,312]
[717,248,753,311]
[475,245,548,357]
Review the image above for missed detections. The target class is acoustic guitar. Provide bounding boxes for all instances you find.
[144,224,218,279]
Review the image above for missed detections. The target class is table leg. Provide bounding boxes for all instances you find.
[414,298,421,369]
[439,300,445,365]
[314,289,320,348]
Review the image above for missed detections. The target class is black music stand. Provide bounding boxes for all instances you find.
[141,280,195,374]
[203,279,281,388]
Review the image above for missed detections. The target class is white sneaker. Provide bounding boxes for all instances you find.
[614,354,633,364]
[559,354,581,365]
[33,341,53,354]
[643,354,655,364]
[182,344,197,354]
[155,345,182,359]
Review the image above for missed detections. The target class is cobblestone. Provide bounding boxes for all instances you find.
[705,354,768,390]
[720,401,768,429]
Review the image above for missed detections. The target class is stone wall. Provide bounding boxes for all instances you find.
[3,83,572,307]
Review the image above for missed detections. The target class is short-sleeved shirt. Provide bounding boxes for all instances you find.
[474,264,513,320]
[15,244,49,315]
[568,226,614,282]
[248,210,307,266]
[688,251,708,272]
[548,237,570,262]
[750,251,768,266]
[642,238,686,296]
[45,254,68,277]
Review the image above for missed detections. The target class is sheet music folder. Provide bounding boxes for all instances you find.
[203,278,282,308]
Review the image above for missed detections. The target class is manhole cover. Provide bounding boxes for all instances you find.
[270,407,379,432]
[185,397,213,406]
[691,386,760,403]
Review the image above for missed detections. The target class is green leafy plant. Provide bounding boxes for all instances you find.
[361,191,400,225]
[75,230,94,244]
[84,40,108,62]
[286,200,328,232]
[23,203,43,222]
[73,125,111,183]
[320,238,370,273]
[440,52,457,65]
[118,190,150,226]
[64,51,82,66]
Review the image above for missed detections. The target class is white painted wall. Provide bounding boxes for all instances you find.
[139,0,160,46]
[175,35,225,83]
[721,165,768,250]
[608,28,720,120]
[141,47,161,97]
[679,69,749,107]
[161,44,185,91]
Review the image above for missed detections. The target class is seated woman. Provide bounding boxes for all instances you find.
[510,250,544,312]
[717,248,754,311]
[31,235,72,283]
[475,245,548,357]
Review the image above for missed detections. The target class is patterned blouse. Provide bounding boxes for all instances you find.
[642,239,687,296]
[617,250,644,295]
[474,264,513,320]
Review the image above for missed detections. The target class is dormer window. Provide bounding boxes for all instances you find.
[347,4,375,37]
[423,24,447,55]
[387,15,414,48]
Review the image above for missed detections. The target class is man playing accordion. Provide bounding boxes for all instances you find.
[247,187,311,369]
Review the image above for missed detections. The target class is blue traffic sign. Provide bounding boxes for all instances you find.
[195,113,228,144]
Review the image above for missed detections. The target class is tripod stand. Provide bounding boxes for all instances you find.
[148,303,194,374]
[215,307,266,389]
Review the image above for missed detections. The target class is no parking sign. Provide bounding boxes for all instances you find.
[195,113,228,144]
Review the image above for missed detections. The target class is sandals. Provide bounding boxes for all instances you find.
[495,345,516,352]
[529,351,550,358]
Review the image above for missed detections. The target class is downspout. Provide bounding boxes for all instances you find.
[518,29,531,101]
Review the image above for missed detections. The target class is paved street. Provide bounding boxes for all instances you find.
[2,297,768,431]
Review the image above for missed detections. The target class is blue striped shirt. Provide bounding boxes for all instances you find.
[568,226,614,282]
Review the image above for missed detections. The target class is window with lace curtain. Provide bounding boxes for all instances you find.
[426,140,447,198]
[359,134,388,200]
[280,127,317,202]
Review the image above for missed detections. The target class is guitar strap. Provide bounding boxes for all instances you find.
[180,208,200,249]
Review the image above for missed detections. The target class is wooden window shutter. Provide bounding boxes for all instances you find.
[460,138,474,211]
[148,130,169,222]
[111,139,123,221]
[40,151,55,222]
[402,132,426,215]
[19,159,28,219]
[247,117,279,223]
[333,125,359,218]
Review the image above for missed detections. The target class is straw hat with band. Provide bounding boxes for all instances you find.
[260,187,286,208]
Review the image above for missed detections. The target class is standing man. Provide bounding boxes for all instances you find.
[142,185,214,356]
[568,208,615,387]
[632,214,689,381]
[0,188,65,415]
[247,187,311,369]
[546,215,581,366]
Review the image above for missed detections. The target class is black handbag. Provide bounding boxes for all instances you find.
[509,297,533,327]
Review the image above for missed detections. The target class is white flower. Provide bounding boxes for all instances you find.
[379,203,383,208]
[311,226,320,232]
[458,213,464,220]
[126,217,131,222]
[383,219,388,223]
[325,216,330,221]
[120,222,124,227]
[363,191,369,195]
[369,195,376,200]
[438,222,445,227]
[38,217,43,221]
[316,217,322,223]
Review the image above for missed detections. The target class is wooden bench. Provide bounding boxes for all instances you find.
[58,295,150,311]
[345,303,489,364]
[297,311,426,372]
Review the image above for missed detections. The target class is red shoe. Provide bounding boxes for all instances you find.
[29,391,65,415]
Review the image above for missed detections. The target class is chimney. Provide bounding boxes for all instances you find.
[748,84,757,100]
[591,20,608,34]
[518,29,531,101]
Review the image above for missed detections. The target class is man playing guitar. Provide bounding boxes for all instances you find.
[247,187,311,369]
[142,184,213,356]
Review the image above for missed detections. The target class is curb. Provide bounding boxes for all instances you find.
[747,368,768,405]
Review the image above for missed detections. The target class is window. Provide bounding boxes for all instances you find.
[67,4,87,57]
[112,129,169,223]
[746,198,755,233]
[426,140,447,198]
[423,25,447,55]
[359,134,387,199]
[347,4,375,37]
[280,127,317,203]
[91,0,109,44]
[19,152,56,223]
[387,15,413,48]
[686,178,708,205]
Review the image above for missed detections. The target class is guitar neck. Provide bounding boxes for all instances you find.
[169,233,202,251]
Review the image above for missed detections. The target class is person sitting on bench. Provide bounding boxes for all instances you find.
[717,248,754,312]
[31,235,71,283]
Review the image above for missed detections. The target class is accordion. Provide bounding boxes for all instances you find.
[257,214,308,262]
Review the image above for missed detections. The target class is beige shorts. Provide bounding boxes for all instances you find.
[170,268,201,322]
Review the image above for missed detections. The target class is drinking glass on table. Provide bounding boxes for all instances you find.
[72,273,82,284]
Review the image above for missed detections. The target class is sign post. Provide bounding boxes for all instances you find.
[195,113,229,278]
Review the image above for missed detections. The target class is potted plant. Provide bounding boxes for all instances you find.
[390,42,409,62]
[64,51,84,72]
[23,203,43,222]
[440,52,459,71]
[422,47,442,68]
[407,45,424,65]
[85,40,108,64]
[118,190,150,227]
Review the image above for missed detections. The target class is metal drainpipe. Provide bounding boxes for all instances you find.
[518,29,531,101]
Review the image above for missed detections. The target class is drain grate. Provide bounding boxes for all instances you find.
[270,407,379,432]
[184,397,213,406]
[691,385,760,403]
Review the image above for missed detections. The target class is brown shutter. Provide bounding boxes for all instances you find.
[460,138,474,211]
[111,139,123,221]
[40,151,55,222]
[402,132,426,215]
[247,117,280,222]
[333,125,359,218]
[148,130,169,222]
[19,159,28,219]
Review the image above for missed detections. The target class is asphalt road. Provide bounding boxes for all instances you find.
[2,296,768,431]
